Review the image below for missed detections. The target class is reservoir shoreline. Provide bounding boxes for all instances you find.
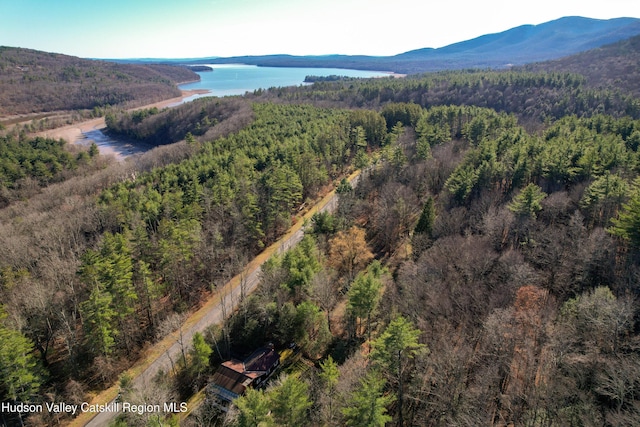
[42,65,404,159]
[38,89,208,159]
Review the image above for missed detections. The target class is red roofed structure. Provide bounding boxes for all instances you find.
[208,344,280,410]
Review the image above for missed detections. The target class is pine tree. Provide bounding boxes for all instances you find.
[156,218,201,303]
[336,178,353,194]
[261,163,303,241]
[189,332,212,378]
[88,142,99,157]
[370,316,425,426]
[269,374,311,427]
[235,388,272,427]
[342,371,393,427]
[100,232,137,319]
[79,232,137,353]
[508,183,547,219]
[346,269,383,341]
[609,178,640,248]
[80,285,117,356]
[414,196,436,237]
[135,259,163,331]
[319,356,339,424]
[580,172,628,226]
[281,235,321,295]
[294,301,331,357]
[0,306,44,402]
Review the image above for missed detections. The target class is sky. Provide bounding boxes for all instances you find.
[1,0,640,59]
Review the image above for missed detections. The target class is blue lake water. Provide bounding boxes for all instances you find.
[83,65,390,158]
[178,64,391,101]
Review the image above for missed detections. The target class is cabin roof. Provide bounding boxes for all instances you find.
[210,365,252,397]
[209,345,280,402]
[244,346,279,373]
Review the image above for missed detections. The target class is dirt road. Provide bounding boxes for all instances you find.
[72,170,361,427]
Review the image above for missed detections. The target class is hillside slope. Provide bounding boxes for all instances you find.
[398,16,640,62]
[0,47,198,117]
[522,33,640,97]
[187,17,640,74]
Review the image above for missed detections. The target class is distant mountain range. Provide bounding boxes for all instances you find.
[169,16,640,74]
[3,16,640,118]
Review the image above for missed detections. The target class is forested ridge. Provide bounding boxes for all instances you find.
[0,47,198,117]
[523,34,640,99]
[258,35,640,124]
[1,38,640,427]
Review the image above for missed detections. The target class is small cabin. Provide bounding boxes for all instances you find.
[208,344,280,410]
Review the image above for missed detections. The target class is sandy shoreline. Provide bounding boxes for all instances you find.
[38,89,210,153]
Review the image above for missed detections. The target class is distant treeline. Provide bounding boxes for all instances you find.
[185,65,213,72]
[262,70,640,123]
[304,75,352,83]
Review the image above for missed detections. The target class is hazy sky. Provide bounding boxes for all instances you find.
[1,0,639,59]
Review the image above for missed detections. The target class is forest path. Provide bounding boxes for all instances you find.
[73,170,362,427]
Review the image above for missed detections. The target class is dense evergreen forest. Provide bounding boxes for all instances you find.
[2,37,640,427]
[0,134,102,208]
